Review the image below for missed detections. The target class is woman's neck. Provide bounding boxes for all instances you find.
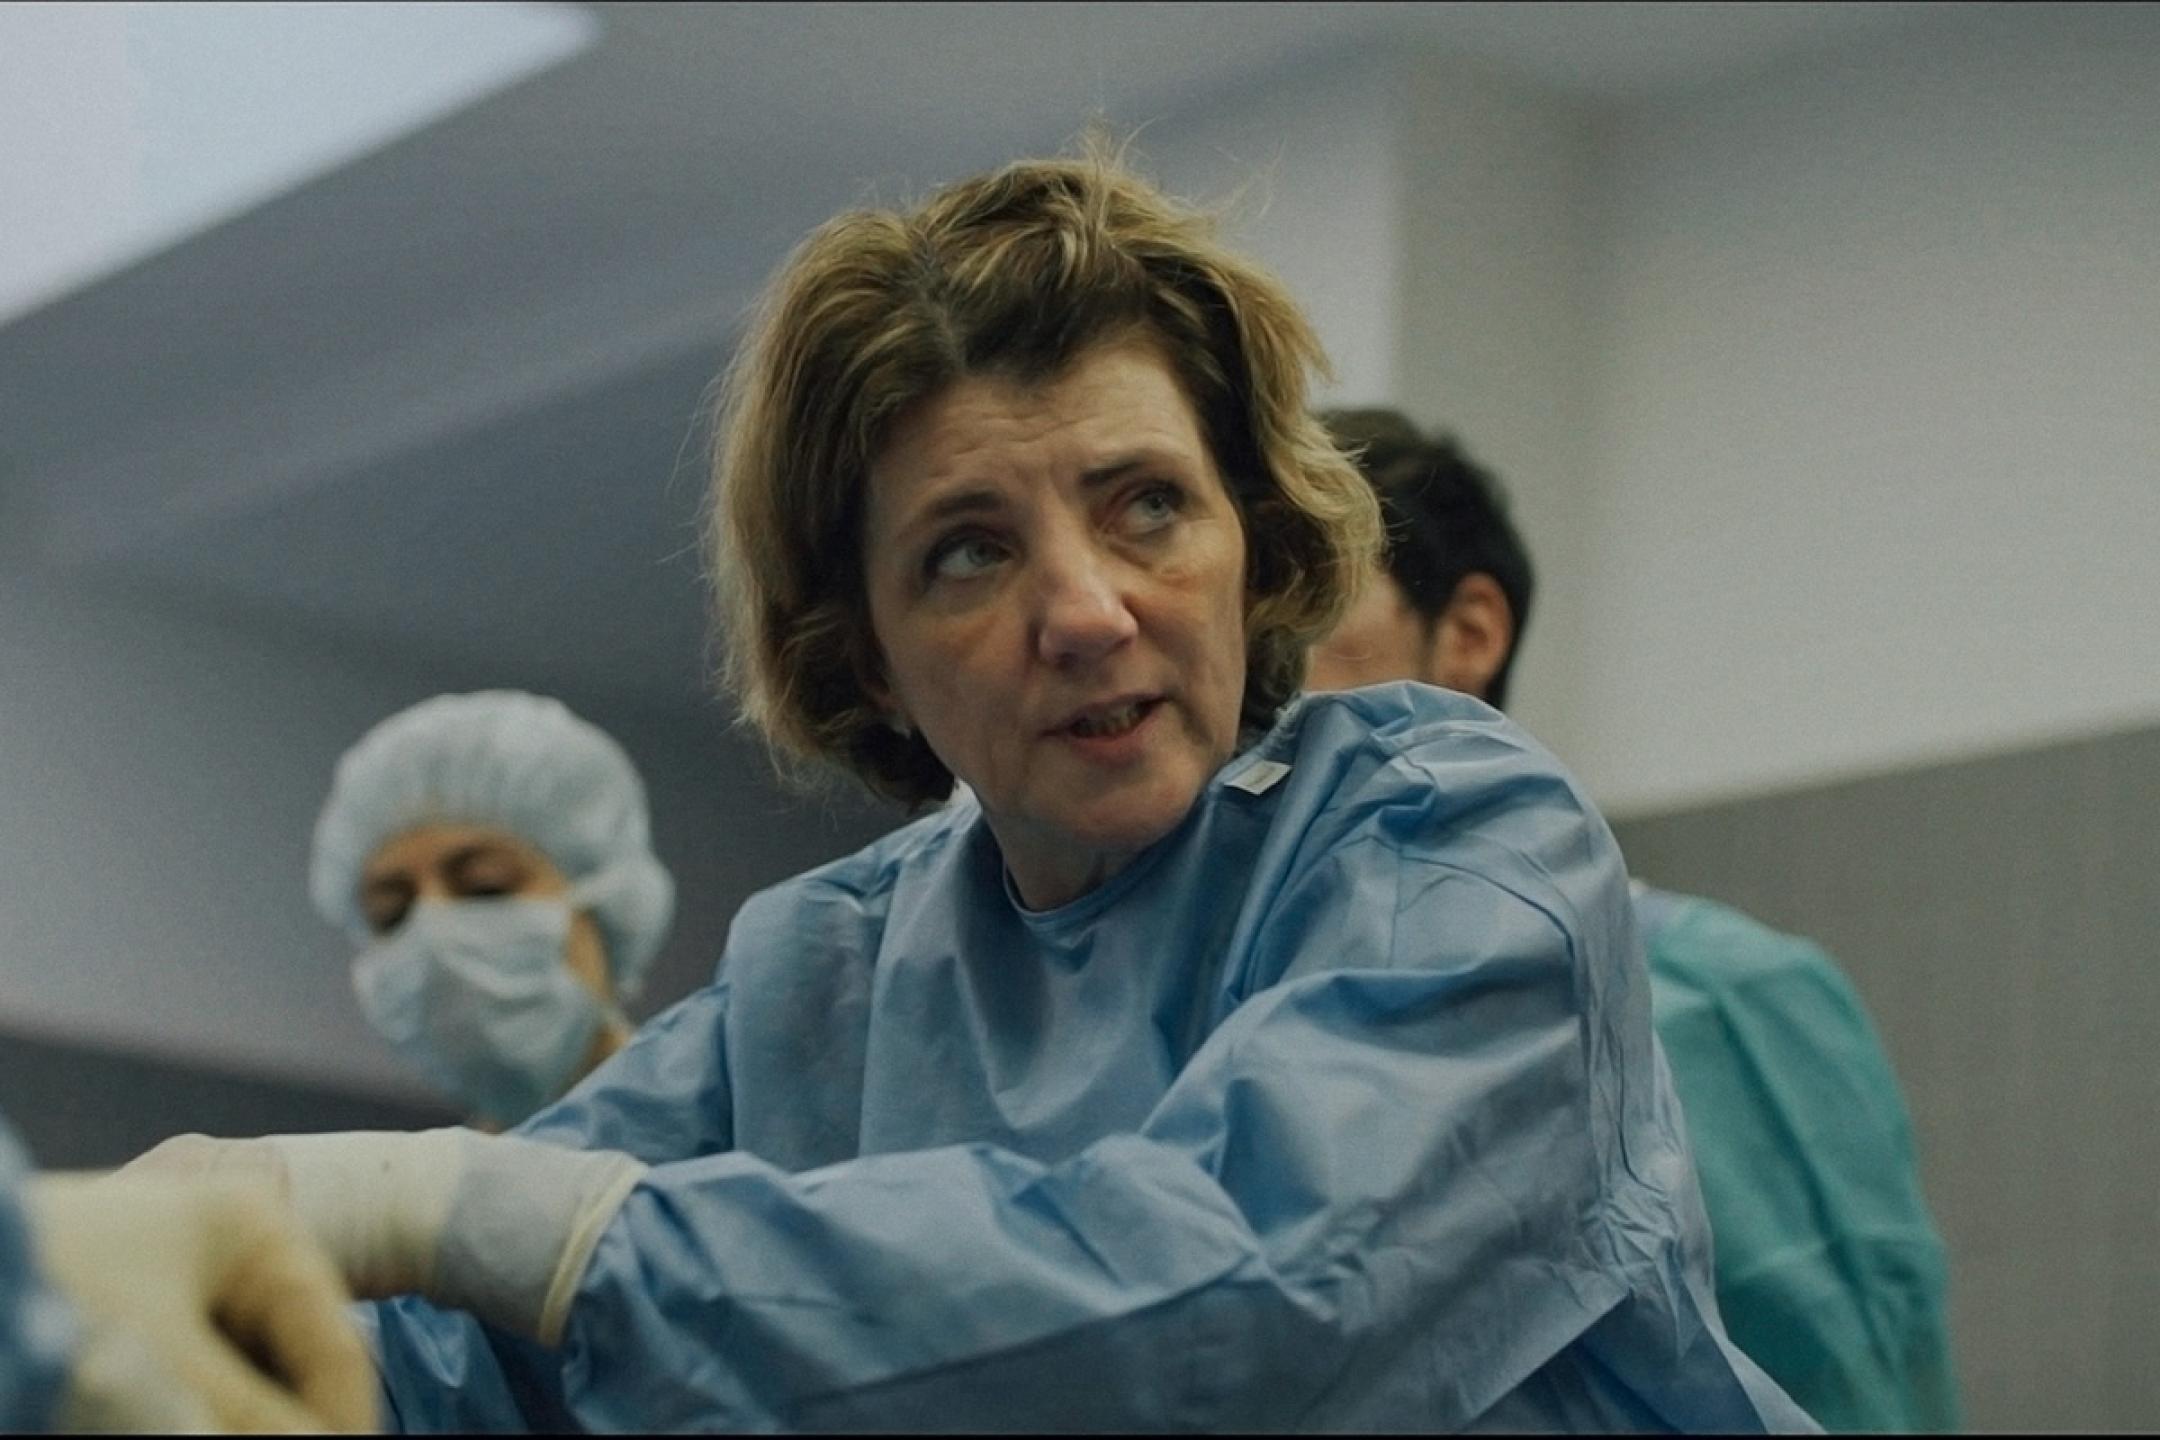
[1005,846,1138,912]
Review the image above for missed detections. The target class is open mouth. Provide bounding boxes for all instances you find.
[1064,697,1161,740]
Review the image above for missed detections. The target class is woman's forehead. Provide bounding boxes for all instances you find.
[869,340,1211,517]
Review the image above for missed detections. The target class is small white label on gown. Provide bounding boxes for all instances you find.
[1227,759,1291,796]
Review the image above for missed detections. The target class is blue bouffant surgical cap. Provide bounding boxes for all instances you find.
[310,690,676,999]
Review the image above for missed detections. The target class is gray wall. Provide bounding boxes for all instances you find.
[1612,722,2160,1433]
[0,1026,459,1170]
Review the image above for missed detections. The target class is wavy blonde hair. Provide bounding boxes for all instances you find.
[707,136,1379,806]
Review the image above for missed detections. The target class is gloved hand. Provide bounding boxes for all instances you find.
[126,1131,459,1305]
[125,1128,645,1346]
[26,1171,377,1433]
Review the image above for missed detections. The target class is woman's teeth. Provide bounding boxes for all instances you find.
[1071,701,1147,738]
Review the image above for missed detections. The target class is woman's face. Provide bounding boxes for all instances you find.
[863,335,1250,910]
[359,823,612,1002]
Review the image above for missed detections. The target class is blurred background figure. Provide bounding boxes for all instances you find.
[309,690,675,1129]
[1307,408,1960,1433]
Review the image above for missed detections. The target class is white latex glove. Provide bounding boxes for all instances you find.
[126,1129,644,1346]
[26,1171,377,1433]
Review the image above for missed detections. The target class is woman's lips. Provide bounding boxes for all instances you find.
[1053,697,1164,756]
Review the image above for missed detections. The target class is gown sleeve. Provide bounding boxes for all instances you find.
[517,980,735,1163]
[0,1120,76,1432]
[369,706,1807,1432]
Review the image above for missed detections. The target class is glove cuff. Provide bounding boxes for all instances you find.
[272,1129,465,1300]
[272,1128,643,1345]
[436,1132,646,1345]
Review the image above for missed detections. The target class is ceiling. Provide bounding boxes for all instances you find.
[1,0,1960,720]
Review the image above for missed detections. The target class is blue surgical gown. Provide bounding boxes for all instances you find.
[366,683,1815,1431]
[1637,886,1959,1431]
[0,1120,74,1431]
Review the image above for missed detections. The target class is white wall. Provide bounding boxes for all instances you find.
[1579,3,2160,817]
[0,576,463,1097]
[1139,52,1406,410]
[1391,56,1598,768]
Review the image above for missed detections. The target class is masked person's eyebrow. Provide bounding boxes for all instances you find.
[446,844,526,884]
[360,873,412,904]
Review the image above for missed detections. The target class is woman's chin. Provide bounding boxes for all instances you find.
[1039,782,1202,859]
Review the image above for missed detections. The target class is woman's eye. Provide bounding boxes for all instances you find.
[926,534,1005,582]
[1123,483,1184,532]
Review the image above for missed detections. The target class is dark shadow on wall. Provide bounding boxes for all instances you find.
[0,1026,461,1170]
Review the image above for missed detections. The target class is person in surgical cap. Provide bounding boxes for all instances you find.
[1306,407,1959,1433]
[309,690,676,1129]
[127,141,1815,1432]
[0,1112,373,1432]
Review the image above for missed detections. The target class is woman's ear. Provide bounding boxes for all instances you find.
[1426,572,1516,704]
[856,654,911,737]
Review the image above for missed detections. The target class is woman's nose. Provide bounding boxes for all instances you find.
[1032,544,1138,668]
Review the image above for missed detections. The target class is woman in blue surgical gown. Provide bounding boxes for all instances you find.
[131,144,1817,1432]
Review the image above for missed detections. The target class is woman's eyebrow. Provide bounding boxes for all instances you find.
[1081,448,1200,492]
[902,451,1183,535]
[1078,456,1147,490]
[906,486,1006,534]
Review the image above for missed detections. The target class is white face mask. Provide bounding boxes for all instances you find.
[351,890,616,1127]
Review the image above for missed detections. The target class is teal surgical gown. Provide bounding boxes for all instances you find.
[1637,886,1960,1432]
[365,683,1816,1431]
[0,1121,74,1431]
